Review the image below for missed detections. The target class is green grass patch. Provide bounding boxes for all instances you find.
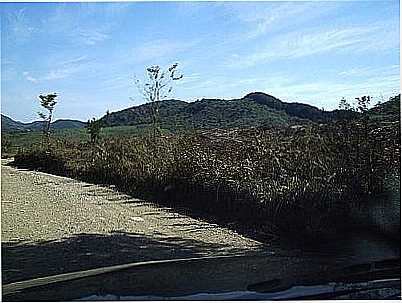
[2,125,164,157]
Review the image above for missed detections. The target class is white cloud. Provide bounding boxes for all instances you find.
[41,66,81,81]
[1,59,15,66]
[60,55,89,66]
[22,71,38,83]
[22,55,91,83]
[224,2,340,41]
[6,8,36,43]
[266,72,400,109]
[26,75,38,83]
[42,5,115,46]
[175,2,205,16]
[226,22,399,69]
[338,65,400,77]
[99,74,131,91]
[77,29,110,46]
[179,73,202,85]
[132,39,199,63]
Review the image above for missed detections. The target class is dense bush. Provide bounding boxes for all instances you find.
[13,118,400,238]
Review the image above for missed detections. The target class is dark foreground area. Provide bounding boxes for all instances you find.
[3,252,401,301]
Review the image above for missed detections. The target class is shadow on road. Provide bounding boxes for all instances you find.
[2,231,265,284]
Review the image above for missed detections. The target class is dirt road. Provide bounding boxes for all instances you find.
[1,160,266,283]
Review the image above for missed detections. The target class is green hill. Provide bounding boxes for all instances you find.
[102,97,294,130]
[1,115,26,132]
[101,92,359,130]
[244,92,359,122]
[368,94,400,120]
[1,115,86,133]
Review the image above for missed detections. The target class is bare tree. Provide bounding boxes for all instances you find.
[38,93,58,146]
[135,63,183,139]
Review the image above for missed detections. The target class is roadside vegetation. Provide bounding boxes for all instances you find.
[11,96,400,238]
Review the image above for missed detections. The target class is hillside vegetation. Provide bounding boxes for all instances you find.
[101,92,357,130]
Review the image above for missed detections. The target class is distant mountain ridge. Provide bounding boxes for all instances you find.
[4,92,397,133]
[243,92,360,122]
[101,92,359,129]
[1,115,86,133]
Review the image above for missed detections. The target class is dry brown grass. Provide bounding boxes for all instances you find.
[13,119,400,238]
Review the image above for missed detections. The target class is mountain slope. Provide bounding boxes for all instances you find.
[1,115,86,133]
[368,94,400,120]
[101,92,359,130]
[52,120,87,129]
[1,115,26,132]
[244,92,359,122]
[102,97,293,129]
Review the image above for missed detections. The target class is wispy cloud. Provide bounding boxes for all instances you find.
[41,66,83,81]
[226,22,399,69]
[1,59,15,66]
[22,55,92,83]
[338,64,400,77]
[22,71,38,83]
[60,55,89,66]
[5,8,36,43]
[22,66,80,82]
[42,4,119,46]
[175,2,205,17]
[99,74,131,91]
[179,73,202,85]
[132,39,199,63]
[264,72,400,108]
[77,29,110,46]
[223,2,341,41]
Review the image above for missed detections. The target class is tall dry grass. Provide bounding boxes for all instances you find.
[13,119,400,238]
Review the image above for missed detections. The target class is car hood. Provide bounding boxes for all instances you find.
[3,254,400,301]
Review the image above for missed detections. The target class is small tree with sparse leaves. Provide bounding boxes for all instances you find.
[339,97,353,111]
[355,96,371,113]
[38,93,58,147]
[86,118,104,144]
[135,63,183,139]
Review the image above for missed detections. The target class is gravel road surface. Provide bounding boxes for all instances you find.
[1,160,266,283]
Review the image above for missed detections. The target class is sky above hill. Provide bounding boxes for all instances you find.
[1,1,400,122]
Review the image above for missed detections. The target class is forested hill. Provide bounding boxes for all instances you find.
[101,92,359,129]
[1,115,86,133]
[368,94,400,120]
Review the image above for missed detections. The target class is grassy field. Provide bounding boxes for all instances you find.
[1,125,163,157]
[10,116,400,239]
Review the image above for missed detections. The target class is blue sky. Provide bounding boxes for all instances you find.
[1,1,400,122]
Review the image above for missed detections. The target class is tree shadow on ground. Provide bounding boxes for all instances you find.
[71,177,280,244]
[103,191,279,244]
[2,231,266,284]
[3,161,312,244]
